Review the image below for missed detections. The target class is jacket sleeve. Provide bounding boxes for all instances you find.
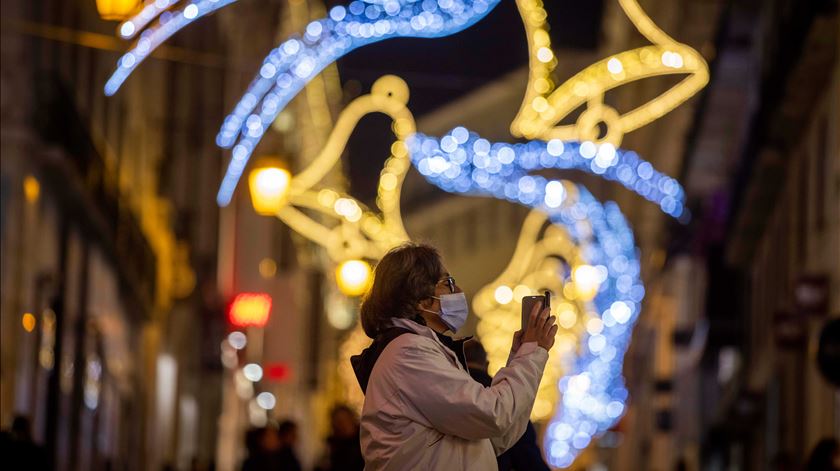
[488,342,545,455]
[392,337,548,446]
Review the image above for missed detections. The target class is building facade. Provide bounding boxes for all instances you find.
[690,0,840,467]
[1,1,229,469]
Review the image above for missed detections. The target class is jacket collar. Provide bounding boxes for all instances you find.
[392,318,472,372]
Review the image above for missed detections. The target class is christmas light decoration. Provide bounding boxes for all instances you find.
[511,0,709,147]
[407,133,644,464]
[407,128,685,217]
[103,0,710,464]
[105,0,240,94]
[103,0,504,205]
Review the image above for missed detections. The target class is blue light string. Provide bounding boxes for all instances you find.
[406,129,647,467]
[104,0,240,96]
[408,128,685,218]
[213,0,501,205]
[117,0,182,39]
[542,196,640,468]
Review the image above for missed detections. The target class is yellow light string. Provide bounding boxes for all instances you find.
[511,0,710,146]
[271,76,414,266]
[472,193,589,421]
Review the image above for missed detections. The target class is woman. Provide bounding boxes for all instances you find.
[351,243,557,470]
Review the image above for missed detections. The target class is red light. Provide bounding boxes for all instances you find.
[265,363,291,382]
[228,293,272,328]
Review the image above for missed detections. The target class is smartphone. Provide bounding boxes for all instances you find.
[521,291,551,331]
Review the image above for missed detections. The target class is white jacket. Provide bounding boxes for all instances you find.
[356,318,549,470]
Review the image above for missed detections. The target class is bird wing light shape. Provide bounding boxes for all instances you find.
[103,0,503,205]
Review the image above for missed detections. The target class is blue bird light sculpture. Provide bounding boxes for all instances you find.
[104,0,502,204]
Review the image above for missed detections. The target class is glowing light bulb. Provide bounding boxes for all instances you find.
[558,307,577,329]
[607,57,623,74]
[227,331,247,350]
[513,284,531,302]
[537,47,553,63]
[494,285,513,305]
[120,21,136,37]
[243,363,263,382]
[572,265,600,301]
[544,181,566,208]
[256,392,276,409]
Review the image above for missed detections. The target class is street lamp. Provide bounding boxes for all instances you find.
[95,0,141,21]
[248,157,291,216]
[336,260,372,297]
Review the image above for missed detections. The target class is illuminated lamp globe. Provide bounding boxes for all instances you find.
[248,157,291,216]
[96,0,141,21]
[336,260,372,297]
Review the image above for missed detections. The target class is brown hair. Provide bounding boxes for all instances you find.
[360,243,443,338]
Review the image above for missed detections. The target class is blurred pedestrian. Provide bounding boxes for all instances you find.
[463,339,550,471]
[315,405,365,471]
[277,420,302,471]
[241,422,302,471]
[0,416,48,471]
[351,243,556,470]
[804,437,840,471]
[770,451,794,471]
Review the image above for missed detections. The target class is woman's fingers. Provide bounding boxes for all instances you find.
[528,303,542,330]
[538,308,551,330]
[525,306,558,350]
[544,323,559,347]
[541,315,556,335]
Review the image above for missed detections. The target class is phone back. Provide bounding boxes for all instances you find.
[521,295,544,330]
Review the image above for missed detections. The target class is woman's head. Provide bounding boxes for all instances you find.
[360,243,447,337]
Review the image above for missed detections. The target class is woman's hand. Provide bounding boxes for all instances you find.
[511,329,524,354]
[520,303,558,350]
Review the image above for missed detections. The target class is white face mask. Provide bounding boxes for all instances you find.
[422,292,469,333]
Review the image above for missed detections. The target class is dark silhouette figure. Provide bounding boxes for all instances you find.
[0,416,48,471]
[770,451,794,471]
[277,421,302,471]
[241,422,302,471]
[804,437,840,471]
[463,340,550,471]
[316,405,365,471]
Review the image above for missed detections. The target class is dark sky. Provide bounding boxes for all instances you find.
[334,0,605,204]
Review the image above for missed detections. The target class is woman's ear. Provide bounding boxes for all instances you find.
[417,296,433,311]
